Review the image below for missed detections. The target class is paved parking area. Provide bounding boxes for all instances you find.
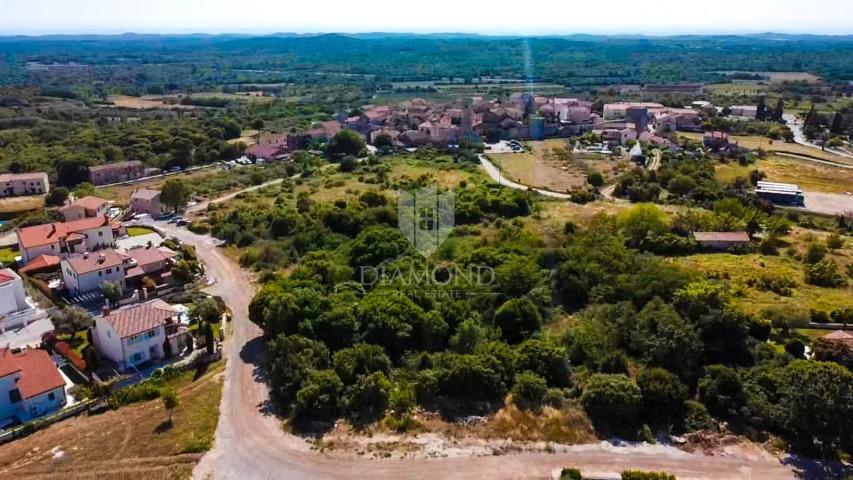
[115,232,164,250]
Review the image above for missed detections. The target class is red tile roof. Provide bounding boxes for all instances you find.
[245,144,281,159]
[102,299,175,338]
[65,249,129,275]
[17,216,110,249]
[127,246,176,268]
[822,330,853,343]
[0,349,65,399]
[131,188,160,201]
[693,231,751,243]
[63,195,107,212]
[18,255,61,274]
[0,269,16,285]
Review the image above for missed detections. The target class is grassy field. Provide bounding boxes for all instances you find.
[127,226,158,237]
[681,132,853,166]
[489,140,628,193]
[0,195,45,214]
[705,83,771,96]
[97,168,222,204]
[0,362,224,479]
[671,252,852,317]
[0,246,18,265]
[715,155,853,193]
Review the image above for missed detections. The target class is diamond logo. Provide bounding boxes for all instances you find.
[397,185,455,257]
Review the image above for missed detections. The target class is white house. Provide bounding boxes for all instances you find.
[16,216,115,264]
[0,269,45,335]
[92,300,189,372]
[0,348,67,424]
[61,249,130,296]
[59,196,109,222]
[130,189,168,219]
[0,269,28,318]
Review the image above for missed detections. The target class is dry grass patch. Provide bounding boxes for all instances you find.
[481,401,595,444]
[0,362,224,480]
[682,132,853,166]
[671,252,852,316]
[0,195,45,214]
[715,155,853,193]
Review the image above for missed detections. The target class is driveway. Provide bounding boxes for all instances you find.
[479,155,571,199]
[140,219,798,480]
[800,191,853,216]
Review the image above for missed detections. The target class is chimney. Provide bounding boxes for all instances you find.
[101,304,110,317]
[83,252,89,259]
[98,253,106,264]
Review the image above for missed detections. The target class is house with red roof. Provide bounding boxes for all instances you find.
[16,215,115,264]
[0,348,67,423]
[92,300,189,371]
[59,196,109,222]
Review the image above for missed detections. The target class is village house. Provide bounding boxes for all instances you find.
[16,216,115,264]
[60,246,176,296]
[123,245,177,288]
[59,196,109,222]
[88,161,145,186]
[0,348,67,424]
[728,105,758,120]
[244,144,283,162]
[0,172,50,198]
[130,188,168,219]
[61,249,130,295]
[92,300,189,372]
[0,269,29,319]
[693,231,751,250]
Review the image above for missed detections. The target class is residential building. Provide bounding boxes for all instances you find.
[61,249,130,295]
[59,196,109,222]
[16,216,115,264]
[92,300,189,372]
[0,348,67,424]
[0,269,28,317]
[729,105,758,119]
[88,161,145,186]
[130,189,168,218]
[603,102,664,120]
[693,231,751,250]
[0,172,50,198]
[703,131,732,150]
[124,246,177,286]
[244,144,283,162]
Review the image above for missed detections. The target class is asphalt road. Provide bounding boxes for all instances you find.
[148,218,798,480]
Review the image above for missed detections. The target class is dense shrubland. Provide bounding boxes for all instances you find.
[196,154,853,458]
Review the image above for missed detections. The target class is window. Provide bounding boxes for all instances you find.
[48,392,56,401]
[130,352,144,363]
[98,271,102,277]
[99,231,103,237]
[9,389,21,403]
[106,268,112,274]
[146,330,157,339]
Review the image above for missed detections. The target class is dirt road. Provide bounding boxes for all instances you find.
[147,221,798,480]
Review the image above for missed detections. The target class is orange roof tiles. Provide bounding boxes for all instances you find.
[102,300,175,338]
[17,216,109,249]
[0,349,65,399]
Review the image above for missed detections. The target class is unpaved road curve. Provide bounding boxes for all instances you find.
[156,225,795,480]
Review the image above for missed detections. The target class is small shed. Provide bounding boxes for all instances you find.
[693,231,750,250]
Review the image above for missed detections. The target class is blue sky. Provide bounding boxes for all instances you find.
[1,0,851,35]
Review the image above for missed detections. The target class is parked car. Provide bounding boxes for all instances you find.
[175,218,190,226]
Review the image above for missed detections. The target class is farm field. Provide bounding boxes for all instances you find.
[681,132,853,166]
[715,155,853,193]
[109,95,195,110]
[0,362,223,479]
[488,139,629,193]
[0,195,45,215]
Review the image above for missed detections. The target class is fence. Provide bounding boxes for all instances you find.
[0,398,108,446]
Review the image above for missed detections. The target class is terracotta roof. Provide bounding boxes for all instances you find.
[103,299,175,338]
[63,195,107,212]
[0,172,48,182]
[126,246,176,268]
[0,268,16,284]
[0,349,65,399]
[693,231,751,243]
[88,161,143,173]
[131,188,160,201]
[17,216,110,249]
[65,249,129,275]
[245,144,281,159]
[18,255,61,274]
